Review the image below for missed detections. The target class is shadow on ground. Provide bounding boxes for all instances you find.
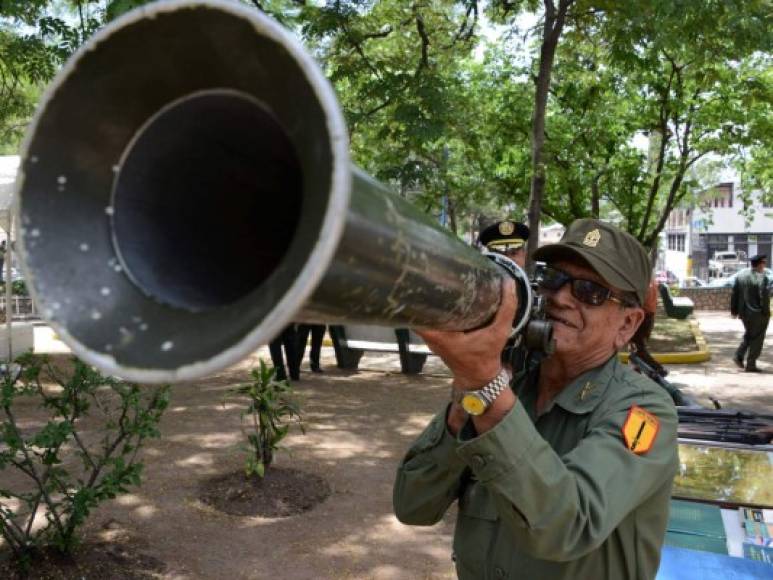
[2,350,457,580]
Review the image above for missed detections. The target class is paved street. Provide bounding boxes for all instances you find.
[667,311,773,413]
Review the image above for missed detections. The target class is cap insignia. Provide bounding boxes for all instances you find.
[499,221,515,236]
[583,229,601,248]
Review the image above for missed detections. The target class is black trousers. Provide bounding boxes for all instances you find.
[268,325,300,381]
[296,324,325,370]
[736,314,770,368]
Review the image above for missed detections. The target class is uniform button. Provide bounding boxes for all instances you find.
[472,454,487,468]
[495,566,506,578]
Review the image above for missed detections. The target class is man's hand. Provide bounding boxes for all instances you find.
[418,278,517,389]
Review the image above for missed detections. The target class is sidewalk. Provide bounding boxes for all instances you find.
[33,312,772,414]
[666,311,773,414]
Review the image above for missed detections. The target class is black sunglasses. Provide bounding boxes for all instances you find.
[537,266,633,307]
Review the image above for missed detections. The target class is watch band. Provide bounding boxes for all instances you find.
[451,367,511,415]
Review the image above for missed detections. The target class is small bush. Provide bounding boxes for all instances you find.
[231,360,304,478]
[0,281,28,296]
[0,354,169,565]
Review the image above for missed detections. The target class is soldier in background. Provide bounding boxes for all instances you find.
[296,324,325,373]
[731,254,770,373]
[478,220,531,374]
[269,324,300,381]
[478,220,529,268]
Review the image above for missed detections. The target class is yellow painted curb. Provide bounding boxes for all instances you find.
[323,321,712,364]
[618,318,711,364]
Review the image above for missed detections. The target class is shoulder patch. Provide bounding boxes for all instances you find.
[622,405,660,454]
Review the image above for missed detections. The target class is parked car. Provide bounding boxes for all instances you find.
[655,270,679,285]
[680,277,707,289]
[707,276,734,288]
[708,268,773,288]
[708,250,748,278]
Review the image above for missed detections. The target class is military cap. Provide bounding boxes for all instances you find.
[750,254,767,267]
[533,218,650,305]
[479,220,530,251]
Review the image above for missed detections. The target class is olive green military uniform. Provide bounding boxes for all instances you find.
[394,355,678,580]
[731,269,770,369]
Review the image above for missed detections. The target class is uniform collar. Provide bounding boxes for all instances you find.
[551,354,619,415]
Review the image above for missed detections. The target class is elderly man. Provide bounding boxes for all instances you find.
[394,219,678,580]
[731,254,770,372]
[479,220,530,268]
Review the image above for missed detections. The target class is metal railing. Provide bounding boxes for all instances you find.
[0,296,38,319]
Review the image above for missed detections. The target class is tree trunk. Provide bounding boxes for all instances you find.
[447,195,458,234]
[591,174,601,219]
[525,0,572,270]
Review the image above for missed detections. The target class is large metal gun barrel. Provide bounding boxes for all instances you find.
[14,0,505,383]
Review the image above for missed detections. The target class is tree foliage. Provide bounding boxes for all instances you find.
[2,0,771,247]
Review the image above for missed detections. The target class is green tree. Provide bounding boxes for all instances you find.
[291,1,486,232]
[599,0,772,248]
[0,0,109,151]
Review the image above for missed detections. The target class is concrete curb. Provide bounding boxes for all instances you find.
[618,318,711,365]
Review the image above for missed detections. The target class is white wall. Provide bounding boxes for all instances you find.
[692,191,773,234]
[664,249,689,280]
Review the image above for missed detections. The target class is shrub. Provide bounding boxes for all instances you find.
[231,360,304,478]
[0,354,169,564]
[0,280,28,296]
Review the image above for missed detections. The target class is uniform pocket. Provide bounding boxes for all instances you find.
[458,481,499,521]
[454,481,499,576]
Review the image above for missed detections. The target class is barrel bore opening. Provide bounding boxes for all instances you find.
[111,90,303,311]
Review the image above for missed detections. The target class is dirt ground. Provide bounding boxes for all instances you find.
[2,310,772,579]
[1,347,459,580]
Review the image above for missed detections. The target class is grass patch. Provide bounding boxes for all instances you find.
[648,317,699,353]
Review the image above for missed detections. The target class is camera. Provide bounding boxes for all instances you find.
[485,253,555,372]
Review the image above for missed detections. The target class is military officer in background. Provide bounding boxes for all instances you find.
[731,254,770,372]
[478,220,530,268]
[478,220,530,373]
[394,219,678,580]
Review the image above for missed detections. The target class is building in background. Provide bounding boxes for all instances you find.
[662,181,773,283]
[539,223,565,246]
[0,155,18,244]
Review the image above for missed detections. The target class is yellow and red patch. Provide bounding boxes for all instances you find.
[622,405,660,454]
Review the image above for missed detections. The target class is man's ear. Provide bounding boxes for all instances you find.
[614,307,646,349]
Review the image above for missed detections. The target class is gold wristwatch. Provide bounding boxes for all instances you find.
[451,368,511,416]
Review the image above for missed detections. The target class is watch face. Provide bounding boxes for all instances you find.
[461,393,487,416]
